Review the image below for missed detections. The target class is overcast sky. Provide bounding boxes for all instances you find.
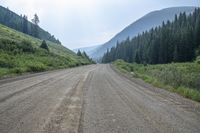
[0,0,199,49]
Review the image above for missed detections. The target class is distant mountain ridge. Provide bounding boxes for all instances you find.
[0,5,61,44]
[73,45,101,55]
[85,6,197,60]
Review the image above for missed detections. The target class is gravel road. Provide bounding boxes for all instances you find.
[0,64,199,133]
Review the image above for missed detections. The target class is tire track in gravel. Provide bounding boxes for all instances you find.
[0,65,97,133]
[43,68,94,133]
[80,64,200,133]
[0,70,74,103]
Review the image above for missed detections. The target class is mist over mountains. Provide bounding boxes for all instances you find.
[75,6,196,61]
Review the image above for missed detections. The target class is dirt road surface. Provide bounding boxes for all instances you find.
[0,64,199,133]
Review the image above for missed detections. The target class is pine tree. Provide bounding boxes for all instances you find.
[77,50,82,56]
[40,40,49,51]
[83,51,90,59]
[31,14,40,37]
[135,51,140,64]
[22,15,28,34]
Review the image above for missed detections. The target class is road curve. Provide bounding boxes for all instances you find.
[0,64,200,133]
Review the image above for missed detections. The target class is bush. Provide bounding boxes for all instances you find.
[0,39,34,53]
[40,40,49,51]
[11,68,24,74]
[20,40,35,53]
[0,39,17,51]
[195,56,200,64]
[0,58,15,68]
[27,63,47,72]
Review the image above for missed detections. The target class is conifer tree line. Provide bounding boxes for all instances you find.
[0,6,61,44]
[77,50,95,63]
[102,8,200,64]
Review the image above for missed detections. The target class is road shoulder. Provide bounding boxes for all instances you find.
[110,64,200,113]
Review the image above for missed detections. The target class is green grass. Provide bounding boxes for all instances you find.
[0,24,93,77]
[113,59,200,102]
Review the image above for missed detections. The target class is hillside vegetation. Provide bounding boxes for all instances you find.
[0,24,93,77]
[113,60,200,102]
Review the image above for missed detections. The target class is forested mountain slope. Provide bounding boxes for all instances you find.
[90,7,196,60]
[0,5,60,44]
[102,8,200,64]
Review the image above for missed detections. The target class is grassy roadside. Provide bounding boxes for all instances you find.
[0,24,93,78]
[113,59,200,102]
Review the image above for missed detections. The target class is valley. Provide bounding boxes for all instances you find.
[0,2,200,133]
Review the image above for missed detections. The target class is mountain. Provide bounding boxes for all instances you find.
[0,5,61,44]
[88,6,196,60]
[73,45,101,55]
[102,8,200,64]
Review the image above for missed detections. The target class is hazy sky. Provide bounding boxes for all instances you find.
[0,0,199,49]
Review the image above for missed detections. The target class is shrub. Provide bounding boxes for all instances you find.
[0,39,34,53]
[40,40,49,51]
[27,63,47,72]
[20,40,35,53]
[0,39,17,51]
[195,56,200,64]
[11,68,24,74]
[0,58,15,68]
